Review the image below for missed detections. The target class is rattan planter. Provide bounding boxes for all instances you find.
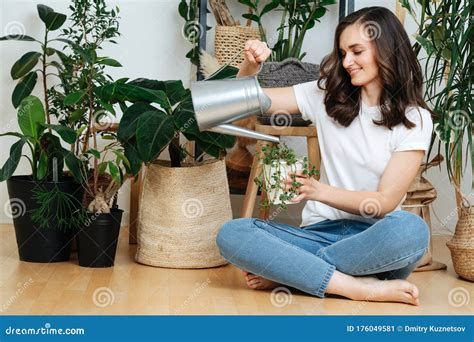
[135,159,231,269]
[447,202,474,281]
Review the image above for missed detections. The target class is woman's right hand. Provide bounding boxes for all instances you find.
[238,39,272,76]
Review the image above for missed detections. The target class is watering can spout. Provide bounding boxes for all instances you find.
[190,76,279,143]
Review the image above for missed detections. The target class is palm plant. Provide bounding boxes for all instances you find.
[400,0,473,197]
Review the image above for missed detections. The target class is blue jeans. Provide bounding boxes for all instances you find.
[216,210,429,298]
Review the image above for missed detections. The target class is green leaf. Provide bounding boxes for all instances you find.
[37,151,48,180]
[64,90,86,106]
[45,47,55,56]
[97,58,122,67]
[70,108,87,123]
[311,7,326,20]
[123,142,142,176]
[99,82,170,110]
[11,51,41,80]
[12,71,37,108]
[37,5,67,31]
[97,162,107,174]
[108,161,121,184]
[0,138,27,181]
[178,0,188,19]
[242,13,259,22]
[136,110,175,163]
[42,124,77,144]
[61,148,84,184]
[261,1,280,16]
[117,102,156,142]
[87,148,101,159]
[113,150,130,168]
[128,78,187,106]
[0,35,36,42]
[17,96,45,139]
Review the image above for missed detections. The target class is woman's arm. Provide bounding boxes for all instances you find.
[287,150,425,218]
[238,40,300,115]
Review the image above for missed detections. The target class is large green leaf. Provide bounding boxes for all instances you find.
[0,138,27,181]
[128,79,187,107]
[61,148,84,184]
[12,71,37,108]
[100,82,171,110]
[37,4,67,31]
[123,141,142,176]
[11,51,41,80]
[108,161,121,184]
[136,110,175,163]
[0,35,36,42]
[17,96,45,139]
[117,102,156,142]
[42,124,77,144]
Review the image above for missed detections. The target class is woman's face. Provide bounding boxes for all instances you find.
[339,23,380,88]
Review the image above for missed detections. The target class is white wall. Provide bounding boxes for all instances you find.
[1,0,471,235]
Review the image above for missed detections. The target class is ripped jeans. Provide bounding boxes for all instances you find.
[216,210,429,298]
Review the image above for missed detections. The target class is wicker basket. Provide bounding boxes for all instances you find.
[214,25,261,67]
[135,159,232,268]
[446,201,474,281]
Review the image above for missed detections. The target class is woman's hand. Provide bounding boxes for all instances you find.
[238,40,272,77]
[284,171,326,204]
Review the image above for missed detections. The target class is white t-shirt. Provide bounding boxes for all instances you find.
[293,81,433,226]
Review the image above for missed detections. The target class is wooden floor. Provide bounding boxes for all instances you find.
[0,224,472,315]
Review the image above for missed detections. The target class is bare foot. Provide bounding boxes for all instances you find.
[352,278,420,306]
[242,270,281,290]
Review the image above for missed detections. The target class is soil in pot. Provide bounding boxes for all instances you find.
[6,175,84,263]
[76,209,123,268]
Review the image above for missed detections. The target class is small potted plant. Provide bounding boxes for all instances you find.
[254,144,319,210]
[0,4,85,263]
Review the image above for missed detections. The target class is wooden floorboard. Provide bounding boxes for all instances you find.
[0,224,472,315]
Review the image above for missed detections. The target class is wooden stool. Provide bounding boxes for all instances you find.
[240,124,320,219]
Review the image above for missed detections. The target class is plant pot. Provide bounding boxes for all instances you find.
[446,203,474,281]
[136,159,231,268]
[6,175,84,263]
[263,159,304,205]
[257,58,320,126]
[76,209,123,268]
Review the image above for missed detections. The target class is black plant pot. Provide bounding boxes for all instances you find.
[6,176,84,263]
[76,209,123,268]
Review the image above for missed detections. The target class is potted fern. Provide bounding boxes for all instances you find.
[401,0,473,280]
[0,5,85,263]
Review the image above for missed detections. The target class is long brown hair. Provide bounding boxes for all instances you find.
[318,6,435,129]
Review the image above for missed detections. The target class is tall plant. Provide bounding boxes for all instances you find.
[239,0,337,61]
[400,0,473,194]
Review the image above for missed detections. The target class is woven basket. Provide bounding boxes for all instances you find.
[135,159,232,269]
[446,202,474,281]
[214,25,261,67]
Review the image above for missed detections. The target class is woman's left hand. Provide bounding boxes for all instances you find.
[284,171,325,203]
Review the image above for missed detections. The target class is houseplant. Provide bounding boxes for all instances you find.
[102,77,237,268]
[0,5,86,262]
[54,0,127,268]
[254,144,318,210]
[400,0,473,280]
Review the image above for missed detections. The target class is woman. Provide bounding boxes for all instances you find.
[216,7,436,306]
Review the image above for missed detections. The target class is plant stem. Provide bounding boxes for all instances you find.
[42,30,51,132]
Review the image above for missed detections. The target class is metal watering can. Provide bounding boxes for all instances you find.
[190,76,280,143]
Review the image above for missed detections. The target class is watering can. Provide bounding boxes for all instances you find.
[190,76,280,143]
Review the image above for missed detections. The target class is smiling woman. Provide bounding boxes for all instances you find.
[217,6,437,306]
